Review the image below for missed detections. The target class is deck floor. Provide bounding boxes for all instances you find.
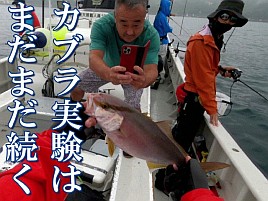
[150,74,178,122]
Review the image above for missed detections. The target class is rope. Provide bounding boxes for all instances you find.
[222,28,236,53]
[42,54,61,78]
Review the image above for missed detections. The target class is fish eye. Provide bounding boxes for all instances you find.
[101,103,109,109]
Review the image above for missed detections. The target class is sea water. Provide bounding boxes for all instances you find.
[1,5,268,178]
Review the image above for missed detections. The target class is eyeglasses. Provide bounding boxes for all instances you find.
[219,13,238,24]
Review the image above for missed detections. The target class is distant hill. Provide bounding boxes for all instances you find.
[149,0,268,22]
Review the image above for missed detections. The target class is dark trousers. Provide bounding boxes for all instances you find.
[172,92,205,152]
[157,55,163,75]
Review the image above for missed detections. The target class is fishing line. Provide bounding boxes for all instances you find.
[234,78,268,102]
[219,77,268,117]
[222,28,236,53]
[180,0,188,35]
[169,17,192,37]
[218,81,234,117]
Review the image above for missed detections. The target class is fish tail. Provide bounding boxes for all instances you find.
[146,161,167,171]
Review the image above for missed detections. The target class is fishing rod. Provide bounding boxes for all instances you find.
[219,69,268,116]
[233,78,268,102]
[169,16,192,37]
[228,69,268,102]
[168,0,174,23]
[168,17,192,51]
[170,32,187,47]
[168,17,191,51]
[180,0,188,35]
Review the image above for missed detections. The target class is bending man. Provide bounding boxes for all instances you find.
[71,0,160,110]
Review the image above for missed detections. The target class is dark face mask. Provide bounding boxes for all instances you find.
[209,21,233,50]
[209,21,233,37]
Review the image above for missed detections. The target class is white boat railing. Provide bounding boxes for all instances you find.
[0,57,17,93]
[0,58,24,113]
[205,115,268,201]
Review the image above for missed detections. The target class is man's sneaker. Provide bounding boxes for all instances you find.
[151,75,160,89]
[151,81,160,90]
[159,76,164,84]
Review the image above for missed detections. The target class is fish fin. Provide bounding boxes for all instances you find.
[156,120,173,138]
[200,162,230,173]
[146,161,167,171]
[106,136,115,156]
[156,120,188,157]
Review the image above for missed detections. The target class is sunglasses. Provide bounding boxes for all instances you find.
[219,13,238,23]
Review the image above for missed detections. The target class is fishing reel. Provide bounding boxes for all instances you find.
[230,68,242,80]
[219,65,242,80]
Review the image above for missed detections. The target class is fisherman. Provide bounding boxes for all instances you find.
[70,0,160,111]
[172,0,248,152]
[11,0,41,35]
[156,0,248,194]
[152,0,173,89]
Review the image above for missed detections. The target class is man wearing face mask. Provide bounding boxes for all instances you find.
[171,0,248,152]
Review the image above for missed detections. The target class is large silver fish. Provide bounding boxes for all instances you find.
[85,93,187,166]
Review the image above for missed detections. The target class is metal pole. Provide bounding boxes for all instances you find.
[42,0,44,28]
[168,0,173,23]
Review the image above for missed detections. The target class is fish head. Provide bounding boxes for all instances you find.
[85,93,124,133]
[84,93,188,166]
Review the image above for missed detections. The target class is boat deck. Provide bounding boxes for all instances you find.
[150,75,177,122]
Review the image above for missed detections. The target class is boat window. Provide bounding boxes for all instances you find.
[57,1,64,11]
[82,0,115,9]
[92,0,103,5]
